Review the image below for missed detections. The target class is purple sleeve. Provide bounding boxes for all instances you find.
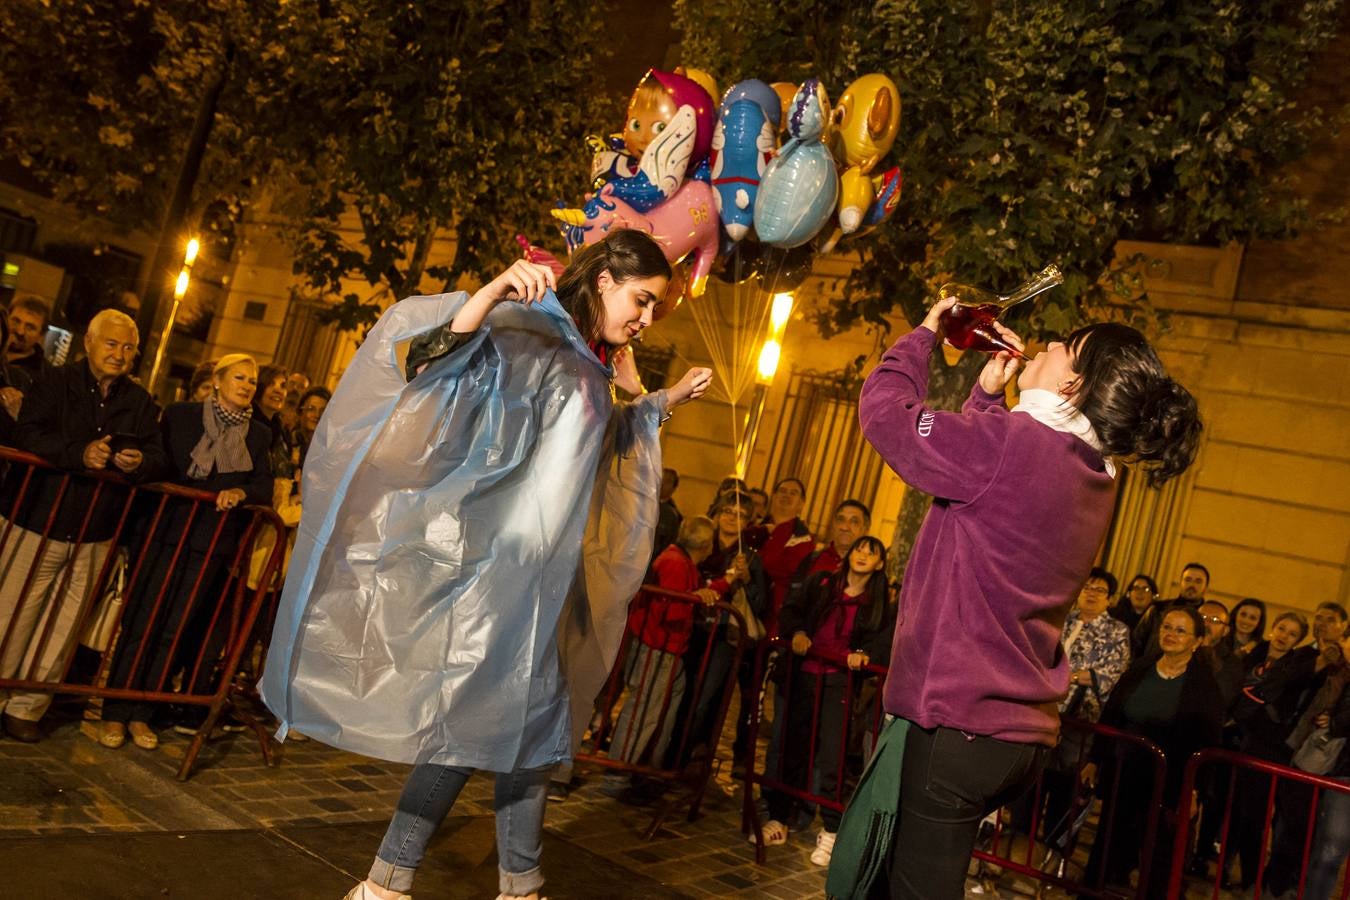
[858,327,1010,502]
[963,383,1007,414]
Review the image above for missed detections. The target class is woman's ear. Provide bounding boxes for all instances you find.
[1058,375,1082,401]
[596,269,614,293]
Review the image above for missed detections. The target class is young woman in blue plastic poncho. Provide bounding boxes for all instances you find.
[260,229,711,900]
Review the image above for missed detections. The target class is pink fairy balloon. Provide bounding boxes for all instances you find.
[554,180,720,300]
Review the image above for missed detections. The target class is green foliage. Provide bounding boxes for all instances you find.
[275,0,609,330]
[0,0,609,334]
[675,0,1343,338]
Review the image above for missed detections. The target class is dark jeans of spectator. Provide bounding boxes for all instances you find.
[763,670,849,832]
[1080,785,1177,897]
[884,723,1045,900]
[103,544,232,724]
[667,626,758,768]
[1265,778,1317,895]
[1231,740,1294,889]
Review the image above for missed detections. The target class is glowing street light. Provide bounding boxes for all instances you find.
[173,267,191,300]
[148,235,201,392]
[756,339,781,383]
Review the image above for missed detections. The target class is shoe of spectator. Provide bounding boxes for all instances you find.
[342,882,411,900]
[98,720,126,749]
[747,820,789,846]
[127,721,158,750]
[2,712,42,742]
[547,781,570,802]
[810,830,836,867]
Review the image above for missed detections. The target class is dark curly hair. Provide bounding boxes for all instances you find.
[1067,323,1202,487]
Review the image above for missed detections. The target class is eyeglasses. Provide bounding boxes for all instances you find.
[1080,584,1110,595]
[1201,614,1228,625]
[1160,624,1194,636]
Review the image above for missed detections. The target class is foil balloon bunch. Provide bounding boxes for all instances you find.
[550,68,903,306]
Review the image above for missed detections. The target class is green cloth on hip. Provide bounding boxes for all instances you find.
[826,715,911,900]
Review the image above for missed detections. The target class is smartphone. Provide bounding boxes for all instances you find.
[107,432,140,455]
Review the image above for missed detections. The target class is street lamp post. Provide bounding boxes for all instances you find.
[146,237,199,394]
[735,291,794,477]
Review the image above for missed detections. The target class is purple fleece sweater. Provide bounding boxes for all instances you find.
[859,327,1117,746]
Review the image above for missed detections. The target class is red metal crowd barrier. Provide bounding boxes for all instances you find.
[740,636,889,864]
[0,447,285,780]
[574,584,751,838]
[1167,747,1350,900]
[735,634,1174,897]
[972,717,1169,899]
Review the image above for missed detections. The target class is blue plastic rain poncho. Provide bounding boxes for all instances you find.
[259,290,667,772]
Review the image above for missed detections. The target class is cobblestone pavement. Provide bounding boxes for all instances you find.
[0,701,839,899]
[0,701,1240,898]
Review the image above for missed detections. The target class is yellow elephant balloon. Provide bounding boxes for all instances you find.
[770,82,798,135]
[830,73,901,236]
[830,73,901,173]
[675,66,719,110]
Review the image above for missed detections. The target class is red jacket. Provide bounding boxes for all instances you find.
[627,545,701,654]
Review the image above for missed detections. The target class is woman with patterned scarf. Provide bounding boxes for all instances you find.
[99,354,273,749]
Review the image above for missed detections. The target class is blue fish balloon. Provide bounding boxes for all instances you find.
[753,79,839,248]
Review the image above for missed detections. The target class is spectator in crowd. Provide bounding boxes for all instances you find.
[855,307,1201,900]
[651,467,682,558]
[1109,573,1158,634]
[292,387,331,469]
[98,353,273,749]
[1230,610,1314,890]
[788,499,870,595]
[1080,607,1223,898]
[746,487,769,527]
[187,359,217,403]
[5,295,50,390]
[279,390,301,432]
[285,371,310,396]
[1228,597,1269,663]
[671,490,769,771]
[1292,645,1350,900]
[0,311,18,436]
[1188,599,1247,874]
[760,535,893,867]
[705,474,749,517]
[611,516,717,766]
[1254,603,1350,894]
[253,364,293,479]
[1024,567,1131,851]
[1133,561,1210,659]
[755,477,815,638]
[1198,600,1244,708]
[0,309,163,742]
[1267,629,1349,897]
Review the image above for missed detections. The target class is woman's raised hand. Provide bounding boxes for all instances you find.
[977,320,1024,395]
[667,367,713,408]
[453,259,558,334]
[476,259,557,306]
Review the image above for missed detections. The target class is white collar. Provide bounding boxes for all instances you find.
[1011,388,1116,477]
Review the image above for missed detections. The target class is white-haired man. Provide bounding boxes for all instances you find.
[0,309,165,742]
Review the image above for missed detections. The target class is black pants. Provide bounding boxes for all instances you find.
[764,671,849,831]
[884,723,1046,899]
[103,543,233,724]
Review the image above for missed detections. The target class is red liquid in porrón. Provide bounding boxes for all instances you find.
[937,304,1027,358]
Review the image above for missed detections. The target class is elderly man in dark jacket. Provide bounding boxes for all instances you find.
[0,309,164,742]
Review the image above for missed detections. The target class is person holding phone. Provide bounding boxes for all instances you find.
[0,310,163,743]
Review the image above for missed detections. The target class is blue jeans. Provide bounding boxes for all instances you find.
[369,763,552,895]
[1306,776,1350,900]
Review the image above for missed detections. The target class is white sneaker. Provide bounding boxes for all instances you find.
[810,830,836,867]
